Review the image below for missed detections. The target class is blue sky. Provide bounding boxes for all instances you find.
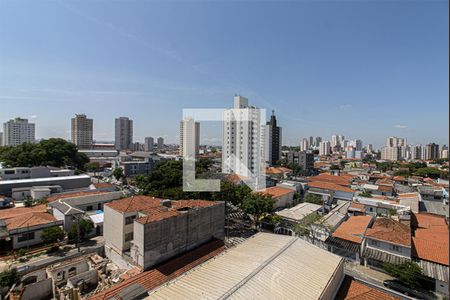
[0,0,448,148]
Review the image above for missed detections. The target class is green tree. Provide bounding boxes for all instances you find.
[360,191,373,198]
[113,167,124,181]
[85,162,101,172]
[383,262,422,288]
[68,219,93,242]
[41,226,66,245]
[394,170,412,177]
[241,193,275,229]
[304,193,323,205]
[330,164,340,170]
[414,167,441,179]
[294,212,322,237]
[0,269,20,289]
[0,138,88,170]
[23,197,33,207]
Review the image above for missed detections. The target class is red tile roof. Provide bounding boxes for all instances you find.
[88,240,225,300]
[336,277,400,300]
[223,173,247,184]
[0,205,47,220]
[308,181,354,193]
[5,212,58,230]
[365,218,411,246]
[107,197,220,225]
[258,186,295,198]
[349,202,365,212]
[332,215,373,244]
[266,167,292,175]
[308,173,354,186]
[411,213,448,265]
[46,191,108,203]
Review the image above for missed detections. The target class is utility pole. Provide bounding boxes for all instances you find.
[75,216,81,253]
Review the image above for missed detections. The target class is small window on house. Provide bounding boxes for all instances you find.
[18,232,35,242]
[87,205,93,211]
[125,216,136,225]
[56,271,65,281]
[68,267,77,277]
[370,240,379,247]
[391,245,401,252]
[125,232,133,242]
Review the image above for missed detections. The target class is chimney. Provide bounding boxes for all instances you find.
[161,199,172,208]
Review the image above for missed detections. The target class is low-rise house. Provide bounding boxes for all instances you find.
[0,166,74,181]
[48,191,123,232]
[0,175,91,195]
[275,202,322,235]
[417,185,446,202]
[352,195,409,217]
[361,183,393,197]
[397,192,420,213]
[362,218,411,269]
[259,186,295,209]
[310,201,351,242]
[411,213,449,295]
[326,215,373,262]
[307,181,355,203]
[0,206,63,249]
[11,185,62,201]
[104,196,224,270]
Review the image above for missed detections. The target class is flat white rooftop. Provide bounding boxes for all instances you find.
[276,202,322,222]
[148,233,344,300]
[0,174,90,185]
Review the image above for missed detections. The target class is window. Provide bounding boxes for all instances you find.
[125,232,133,242]
[68,267,77,277]
[18,232,35,242]
[125,216,136,225]
[86,205,93,211]
[370,240,379,247]
[391,245,401,252]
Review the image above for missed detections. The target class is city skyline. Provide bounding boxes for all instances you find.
[0,1,448,147]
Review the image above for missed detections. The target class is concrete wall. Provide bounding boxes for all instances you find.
[67,269,98,289]
[131,203,224,270]
[320,260,345,300]
[273,193,294,209]
[104,205,126,256]
[47,260,90,286]
[21,278,52,300]
[366,238,411,258]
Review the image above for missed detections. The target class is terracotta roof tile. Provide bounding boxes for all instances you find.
[88,240,224,300]
[258,186,295,198]
[411,213,448,265]
[349,202,365,212]
[5,212,58,230]
[46,191,108,203]
[336,277,400,300]
[366,218,411,246]
[105,196,162,213]
[266,167,292,175]
[308,181,354,193]
[307,173,354,186]
[0,205,47,220]
[332,215,373,244]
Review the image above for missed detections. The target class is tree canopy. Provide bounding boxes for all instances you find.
[383,262,422,288]
[0,138,88,170]
[241,193,275,228]
[41,226,66,244]
[304,193,323,205]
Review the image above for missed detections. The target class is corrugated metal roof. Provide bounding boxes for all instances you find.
[148,233,343,300]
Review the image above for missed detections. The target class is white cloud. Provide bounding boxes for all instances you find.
[394,124,408,129]
[339,104,352,110]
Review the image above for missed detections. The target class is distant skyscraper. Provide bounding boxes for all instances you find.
[71,114,93,149]
[3,117,35,146]
[0,132,3,147]
[349,139,363,151]
[366,144,374,153]
[309,136,314,147]
[331,135,338,148]
[144,137,154,152]
[157,137,164,150]
[411,145,422,160]
[319,141,331,156]
[386,137,406,147]
[300,138,309,152]
[115,117,133,150]
[338,135,345,146]
[314,136,322,147]
[441,145,448,159]
[425,143,439,160]
[381,146,400,161]
[180,118,200,157]
[222,95,265,182]
[265,111,282,166]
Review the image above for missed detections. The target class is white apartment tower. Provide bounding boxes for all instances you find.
[381,146,400,161]
[222,95,265,184]
[300,138,309,152]
[157,137,164,150]
[179,118,200,157]
[71,114,93,149]
[319,141,331,156]
[3,118,35,146]
[144,137,154,152]
[386,137,406,147]
[115,117,133,150]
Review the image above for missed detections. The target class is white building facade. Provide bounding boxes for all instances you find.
[3,118,35,146]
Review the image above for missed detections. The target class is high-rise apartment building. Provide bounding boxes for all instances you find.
[300,138,309,152]
[222,95,265,182]
[349,139,363,151]
[309,136,314,147]
[411,145,422,160]
[157,137,164,150]
[71,114,93,149]
[381,146,400,161]
[425,143,439,160]
[115,117,133,150]
[314,136,322,148]
[144,137,154,152]
[3,118,35,146]
[265,111,282,166]
[386,137,406,147]
[319,141,331,156]
[179,118,200,157]
[331,135,338,148]
[0,132,3,147]
[441,145,448,159]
